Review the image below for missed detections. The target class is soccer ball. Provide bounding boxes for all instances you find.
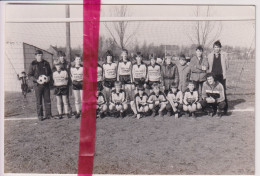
[38,75,48,84]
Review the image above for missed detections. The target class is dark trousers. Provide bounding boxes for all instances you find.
[193,81,204,99]
[214,74,228,113]
[34,84,52,117]
[200,99,226,113]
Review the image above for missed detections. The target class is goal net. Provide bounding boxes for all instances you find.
[5,4,255,99]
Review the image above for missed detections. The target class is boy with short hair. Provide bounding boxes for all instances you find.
[176,54,191,93]
[130,85,149,119]
[97,63,103,91]
[53,59,70,119]
[109,81,128,118]
[183,81,202,118]
[103,50,117,101]
[189,46,209,99]
[132,52,147,91]
[96,90,107,118]
[161,54,179,94]
[166,82,183,119]
[70,54,83,119]
[117,49,133,101]
[146,54,163,92]
[147,83,168,117]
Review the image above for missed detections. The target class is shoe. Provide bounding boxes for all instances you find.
[174,113,179,119]
[38,116,44,121]
[167,111,173,116]
[46,115,52,119]
[152,111,158,117]
[99,112,105,119]
[137,114,141,119]
[120,112,125,118]
[54,115,62,119]
[216,112,223,118]
[75,113,80,119]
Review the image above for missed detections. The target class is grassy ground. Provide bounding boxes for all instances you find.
[4,110,254,174]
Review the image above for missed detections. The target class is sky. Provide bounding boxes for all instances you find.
[5,4,255,50]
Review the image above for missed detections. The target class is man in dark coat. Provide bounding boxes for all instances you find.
[28,50,52,121]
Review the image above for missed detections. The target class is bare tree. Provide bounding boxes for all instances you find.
[187,6,222,48]
[104,5,140,49]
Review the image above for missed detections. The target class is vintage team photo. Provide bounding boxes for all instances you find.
[3,2,255,175]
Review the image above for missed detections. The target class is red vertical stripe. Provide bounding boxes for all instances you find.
[78,0,100,175]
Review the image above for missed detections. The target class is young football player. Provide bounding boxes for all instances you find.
[17,71,29,98]
[147,83,168,117]
[166,82,183,119]
[161,54,179,94]
[103,50,117,101]
[189,46,209,99]
[70,54,83,119]
[97,63,103,91]
[130,85,149,119]
[200,73,226,118]
[109,81,128,118]
[117,49,133,101]
[183,81,202,118]
[146,54,163,92]
[96,90,107,118]
[52,59,69,119]
[176,54,191,93]
[54,51,73,115]
[132,52,147,92]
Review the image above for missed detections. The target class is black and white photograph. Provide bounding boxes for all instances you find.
[1,1,256,175]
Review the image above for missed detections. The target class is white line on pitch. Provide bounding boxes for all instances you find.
[3,108,255,121]
[4,117,38,121]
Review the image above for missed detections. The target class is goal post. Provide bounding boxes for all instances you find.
[4,3,255,97]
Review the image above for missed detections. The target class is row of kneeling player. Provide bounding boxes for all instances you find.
[96,72,226,119]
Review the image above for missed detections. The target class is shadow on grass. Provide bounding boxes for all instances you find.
[228,99,246,110]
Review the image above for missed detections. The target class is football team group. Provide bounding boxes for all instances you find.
[21,40,228,121]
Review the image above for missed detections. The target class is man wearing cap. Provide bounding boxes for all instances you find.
[28,50,52,121]
[207,40,229,114]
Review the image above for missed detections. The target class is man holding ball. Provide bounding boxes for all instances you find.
[28,50,53,121]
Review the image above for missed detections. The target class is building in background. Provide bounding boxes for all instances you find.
[5,42,53,92]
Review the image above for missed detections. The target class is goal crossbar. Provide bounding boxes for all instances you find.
[5,16,255,23]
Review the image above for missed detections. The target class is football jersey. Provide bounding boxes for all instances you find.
[70,66,83,81]
[135,92,148,106]
[111,89,126,104]
[147,63,161,81]
[118,61,132,76]
[167,90,183,104]
[97,65,103,82]
[183,90,198,104]
[132,63,147,79]
[53,70,68,86]
[147,91,167,104]
[103,62,117,79]
[97,92,106,105]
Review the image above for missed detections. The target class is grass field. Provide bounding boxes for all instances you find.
[4,59,255,174]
